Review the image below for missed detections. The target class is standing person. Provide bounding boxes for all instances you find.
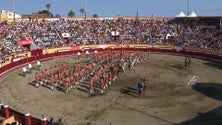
[22,67,27,77]
[77,52,81,59]
[109,64,114,74]
[35,72,40,88]
[184,57,189,67]
[188,56,191,67]
[86,50,89,58]
[89,77,95,95]
[147,50,150,59]
[137,79,144,98]
[49,76,55,90]
[142,79,148,95]
[36,60,41,70]
[28,63,33,73]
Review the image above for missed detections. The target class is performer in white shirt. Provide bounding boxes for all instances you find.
[86,50,89,58]
[77,52,81,59]
[22,67,27,77]
[28,63,33,73]
[36,60,41,70]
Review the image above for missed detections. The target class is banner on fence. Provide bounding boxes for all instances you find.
[19,40,32,46]
[71,46,80,50]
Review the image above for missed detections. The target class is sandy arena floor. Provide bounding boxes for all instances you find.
[0,54,222,125]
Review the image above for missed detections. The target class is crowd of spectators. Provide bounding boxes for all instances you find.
[0,17,221,58]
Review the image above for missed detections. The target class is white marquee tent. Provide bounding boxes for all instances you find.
[176,11,186,17]
[189,11,198,17]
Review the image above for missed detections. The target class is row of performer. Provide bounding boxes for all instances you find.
[32,51,147,94]
[34,61,97,93]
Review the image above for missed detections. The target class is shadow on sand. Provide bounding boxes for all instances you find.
[203,62,222,70]
[120,86,138,97]
[170,64,185,70]
[192,82,222,101]
[176,82,222,125]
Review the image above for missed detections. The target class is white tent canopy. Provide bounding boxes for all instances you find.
[29,43,41,51]
[176,11,186,17]
[189,11,198,17]
[176,11,198,17]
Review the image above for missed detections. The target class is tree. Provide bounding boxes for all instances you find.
[54,14,61,18]
[46,3,51,11]
[46,3,51,18]
[68,10,75,17]
[92,14,99,18]
[38,10,53,18]
[80,8,85,18]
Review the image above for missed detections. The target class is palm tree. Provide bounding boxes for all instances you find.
[92,14,99,18]
[80,8,85,18]
[46,3,51,18]
[46,3,51,11]
[68,10,75,17]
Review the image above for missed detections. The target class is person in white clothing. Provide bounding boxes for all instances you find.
[86,50,89,58]
[22,67,27,77]
[94,50,98,54]
[28,63,33,73]
[36,60,41,70]
[77,52,81,59]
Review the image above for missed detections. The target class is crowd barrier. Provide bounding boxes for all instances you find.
[0,44,222,125]
[0,105,45,125]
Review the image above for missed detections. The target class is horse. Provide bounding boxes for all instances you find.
[117,61,128,75]
[129,58,139,72]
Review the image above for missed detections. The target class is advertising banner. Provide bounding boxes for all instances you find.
[71,46,80,50]
[19,40,32,46]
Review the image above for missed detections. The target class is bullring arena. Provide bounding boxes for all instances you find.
[0,16,222,125]
[1,45,222,125]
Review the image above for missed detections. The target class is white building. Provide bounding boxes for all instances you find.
[0,10,21,21]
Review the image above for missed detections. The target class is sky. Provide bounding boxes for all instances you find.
[0,0,222,17]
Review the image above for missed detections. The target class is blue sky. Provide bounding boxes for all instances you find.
[0,0,222,17]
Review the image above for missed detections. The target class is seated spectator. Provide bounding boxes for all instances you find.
[56,119,63,125]
[48,118,56,125]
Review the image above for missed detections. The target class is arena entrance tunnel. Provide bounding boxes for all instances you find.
[0,44,222,125]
